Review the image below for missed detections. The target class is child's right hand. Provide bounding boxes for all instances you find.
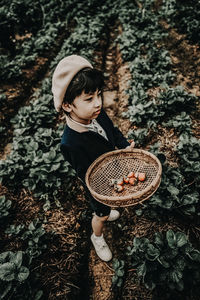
[126,140,135,150]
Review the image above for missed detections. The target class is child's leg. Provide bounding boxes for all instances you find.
[91,214,112,261]
[92,214,109,236]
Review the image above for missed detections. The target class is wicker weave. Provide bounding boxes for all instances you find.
[85,149,162,207]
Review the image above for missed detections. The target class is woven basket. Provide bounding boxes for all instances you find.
[85,149,162,207]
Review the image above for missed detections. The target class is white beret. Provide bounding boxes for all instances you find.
[52,55,93,112]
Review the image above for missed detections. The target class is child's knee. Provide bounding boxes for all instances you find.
[93,214,109,222]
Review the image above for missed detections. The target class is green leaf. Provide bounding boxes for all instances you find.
[166,230,177,249]
[157,256,170,268]
[176,232,188,248]
[145,244,160,261]
[137,262,146,277]
[187,250,200,261]
[116,269,124,277]
[0,262,16,281]
[0,252,11,264]
[167,186,179,196]
[117,278,123,287]
[10,251,23,268]
[170,269,182,283]
[43,199,51,211]
[34,290,43,300]
[154,232,164,248]
[28,222,35,231]
[17,266,30,282]
[113,259,120,269]
[112,275,118,284]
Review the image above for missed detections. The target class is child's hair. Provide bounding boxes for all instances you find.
[63,67,105,105]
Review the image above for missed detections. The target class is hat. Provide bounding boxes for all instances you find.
[52,55,93,112]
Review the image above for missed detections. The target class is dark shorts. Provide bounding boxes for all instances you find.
[83,181,111,217]
[90,196,111,217]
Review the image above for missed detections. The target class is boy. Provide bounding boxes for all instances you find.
[52,55,135,262]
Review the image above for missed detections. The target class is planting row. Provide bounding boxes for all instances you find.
[0,0,92,81]
[0,3,112,299]
[116,0,200,219]
[102,0,200,297]
[160,0,200,44]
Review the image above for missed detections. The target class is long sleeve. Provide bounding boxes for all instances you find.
[99,109,130,149]
[112,126,130,149]
[60,144,90,182]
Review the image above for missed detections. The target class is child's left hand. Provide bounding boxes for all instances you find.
[126,140,135,150]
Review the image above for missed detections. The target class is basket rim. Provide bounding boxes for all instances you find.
[85,148,162,202]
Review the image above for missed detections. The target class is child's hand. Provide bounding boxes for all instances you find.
[126,140,135,150]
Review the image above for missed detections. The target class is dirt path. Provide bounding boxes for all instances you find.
[160,21,200,139]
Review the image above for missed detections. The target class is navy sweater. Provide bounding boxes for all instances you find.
[60,109,130,183]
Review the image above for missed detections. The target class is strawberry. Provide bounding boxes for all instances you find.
[129,177,138,186]
[127,171,135,178]
[114,184,124,192]
[123,176,129,184]
[117,177,124,186]
[116,184,124,192]
[138,172,146,181]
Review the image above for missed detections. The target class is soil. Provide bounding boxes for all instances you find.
[160,21,200,139]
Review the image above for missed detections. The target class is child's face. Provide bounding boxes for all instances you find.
[62,89,102,124]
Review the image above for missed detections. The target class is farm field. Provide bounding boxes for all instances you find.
[0,0,200,299]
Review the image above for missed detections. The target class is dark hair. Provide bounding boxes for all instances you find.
[63,67,105,105]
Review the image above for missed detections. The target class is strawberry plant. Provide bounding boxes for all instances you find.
[0,251,30,299]
[11,95,56,136]
[112,259,125,288]
[5,219,48,262]
[0,0,93,81]
[0,219,48,299]
[162,112,192,134]
[160,0,200,44]
[176,132,200,181]
[0,126,75,201]
[128,128,149,146]
[127,230,200,292]
[0,195,11,219]
[156,86,197,115]
[138,164,199,219]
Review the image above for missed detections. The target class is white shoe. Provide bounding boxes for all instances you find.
[107,209,120,222]
[91,233,112,262]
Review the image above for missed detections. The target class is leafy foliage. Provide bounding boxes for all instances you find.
[0,126,75,199]
[0,0,96,81]
[128,128,149,147]
[142,165,199,218]
[0,218,48,299]
[127,230,200,291]
[6,219,48,264]
[162,112,192,134]
[10,95,56,136]
[112,259,125,288]
[123,85,196,128]
[160,0,200,44]
[156,86,196,115]
[0,251,29,283]
[176,132,200,181]
[0,195,12,219]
